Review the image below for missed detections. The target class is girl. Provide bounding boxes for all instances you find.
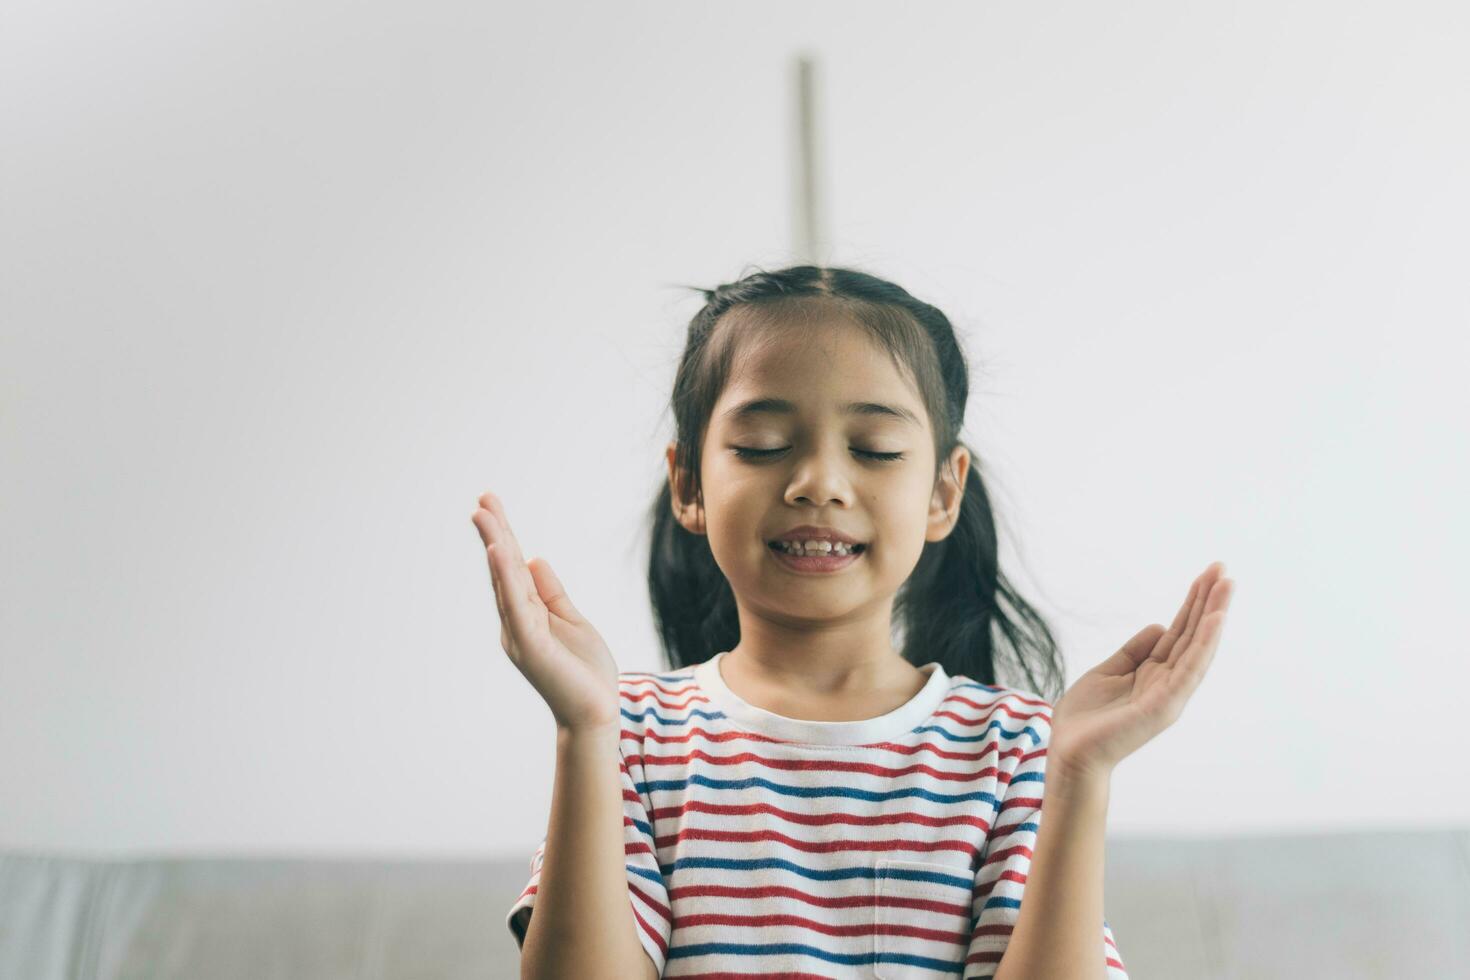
[473,264,1234,980]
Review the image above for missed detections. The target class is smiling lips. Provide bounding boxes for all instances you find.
[769,539,865,556]
[766,539,867,576]
[768,524,865,547]
[765,524,868,570]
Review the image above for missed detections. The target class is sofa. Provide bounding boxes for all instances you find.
[3,828,1465,979]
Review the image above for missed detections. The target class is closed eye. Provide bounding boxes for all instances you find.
[730,446,905,462]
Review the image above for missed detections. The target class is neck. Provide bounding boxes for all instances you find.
[723,599,915,698]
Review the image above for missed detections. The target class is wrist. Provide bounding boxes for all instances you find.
[557,721,622,747]
[1046,761,1113,806]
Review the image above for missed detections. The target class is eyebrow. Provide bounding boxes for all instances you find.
[719,397,921,428]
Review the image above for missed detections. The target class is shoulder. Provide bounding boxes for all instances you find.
[944,673,1054,753]
[616,663,698,699]
[615,663,701,735]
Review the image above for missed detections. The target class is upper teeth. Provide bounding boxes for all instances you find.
[775,539,857,555]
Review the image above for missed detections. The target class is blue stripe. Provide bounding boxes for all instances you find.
[876,863,974,887]
[910,721,1045,746]
[667,942,963,975]
[627,863,664,886]
[621,706,729,725]
[655,855,972,889]
[636,772,1004,807]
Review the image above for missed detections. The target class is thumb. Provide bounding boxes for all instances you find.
[525,557,585,624]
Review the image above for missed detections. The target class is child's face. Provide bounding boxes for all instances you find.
[667,317,969,626]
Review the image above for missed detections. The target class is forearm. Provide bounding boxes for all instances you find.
[520,724,654,980]
[991,769,1112,980]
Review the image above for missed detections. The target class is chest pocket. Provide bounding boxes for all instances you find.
[872,858,974,979]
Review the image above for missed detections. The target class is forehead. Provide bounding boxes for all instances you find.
[714,318,926,428]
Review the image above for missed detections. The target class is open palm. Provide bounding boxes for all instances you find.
[471,491,622,733]
[1048,561,1236,780]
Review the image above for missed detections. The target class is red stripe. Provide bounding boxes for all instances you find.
[967,945,1005,967]
[630,899,669,957]
[666,882,967,918]
[992,799,1045,823]
[940,689,1052,717]
[628,876,673,924]
[671,910,969,943]
[651,823,982,861]
[628,746,1009,783]
[619,675,700,695]
[930,704,1052,731]
[623,688,715,710]
[979,844,1034,873]
[627,726,787,747]
[646,798,994,833]
[974,867,1027,901]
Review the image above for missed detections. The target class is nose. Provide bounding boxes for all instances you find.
[783,446,854,508]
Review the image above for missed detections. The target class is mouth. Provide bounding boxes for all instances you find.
[766,539,867,572]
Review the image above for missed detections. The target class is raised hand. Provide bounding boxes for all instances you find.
[1047,561,1236,781]
[471,491,621,734]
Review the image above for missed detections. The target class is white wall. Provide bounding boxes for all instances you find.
[2,0,1465,859]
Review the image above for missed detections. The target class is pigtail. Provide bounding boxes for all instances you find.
[647,480,740,667]
[893,448,1066,703]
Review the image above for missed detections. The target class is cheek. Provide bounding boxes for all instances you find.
[699,491,760,555]
[868,491,936,551]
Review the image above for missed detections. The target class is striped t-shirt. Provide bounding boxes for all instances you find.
[507,650,1129,979]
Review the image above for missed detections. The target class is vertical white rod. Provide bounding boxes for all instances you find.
[794,54,825,265]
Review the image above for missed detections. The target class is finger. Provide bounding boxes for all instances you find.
[471,509,499,559]
[471,504,494,548]
[1152,567,1207,663]
[486,539,545,654]
[1167,562,1226,668]
[474,499,537,605]
[1148,580,1196,664]
[1168,578,1233,691]
[471,511,513,623]
[473,505,535,629]
[1167,578,1199,638]
[487,543,509,622]
[1168,603,1229,700]
[526,557,584,625]
[480,493,527,565]
[1181,565,1227,646]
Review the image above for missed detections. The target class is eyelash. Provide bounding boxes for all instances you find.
[730,446,905,462]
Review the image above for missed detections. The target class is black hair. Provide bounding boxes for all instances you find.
[644,264,1066,702]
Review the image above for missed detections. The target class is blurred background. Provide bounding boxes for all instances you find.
[3,1,1467,977]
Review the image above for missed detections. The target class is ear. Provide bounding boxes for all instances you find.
[925,445,970,542]
[665,441,706,535]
